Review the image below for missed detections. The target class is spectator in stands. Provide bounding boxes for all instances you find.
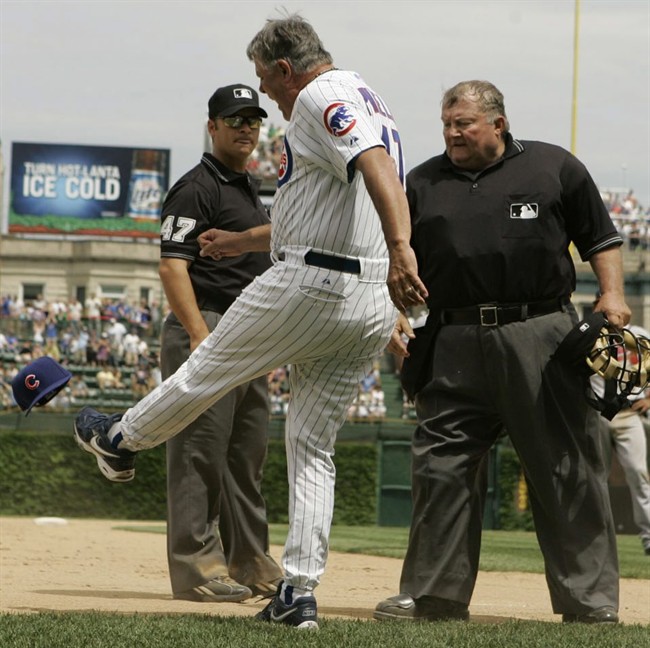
[85,293,102,332]
[130,363,152,399]
[0,367,16,409]
[67,297,83,332]
[137,338,150,365]
[96,366,114,391]
[137,298,153,333]
[70,375,91,403]
[9,296,23,319]
[16,341,33,363]
[44,337,61,362]
[369,384,387,419]
[122,328,141,366]
[71,328,89,365]
[95,333,111,367]
[106,317,127,363]
[1,295,12,318]
[45,315,58,338]
[97,366,124,391]
[84,330,98,366]
[58,327,74,360]
[149,355,162,390]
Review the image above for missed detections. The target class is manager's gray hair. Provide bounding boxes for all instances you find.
[442,80,510,132]
[247,14,333,74]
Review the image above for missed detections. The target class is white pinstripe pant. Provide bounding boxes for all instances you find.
[117,247,397,590]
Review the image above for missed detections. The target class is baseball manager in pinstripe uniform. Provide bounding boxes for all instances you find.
[159,84,282,604]
[73,14,426,629]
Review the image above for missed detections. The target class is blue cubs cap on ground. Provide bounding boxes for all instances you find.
[11,356,72,416]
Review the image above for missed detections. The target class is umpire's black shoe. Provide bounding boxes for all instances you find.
[374,593,469,622]
[73,406,136,482]
[255,584,318,629]
[562,606,619,624]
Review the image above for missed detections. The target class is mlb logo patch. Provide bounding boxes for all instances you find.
[234,88,253,99]
[510,203,539,219]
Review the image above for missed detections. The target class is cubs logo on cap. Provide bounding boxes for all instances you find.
[11,356,73,416]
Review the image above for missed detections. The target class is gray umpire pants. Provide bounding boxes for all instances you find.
[162,310,282,594]
[399,306,619,615]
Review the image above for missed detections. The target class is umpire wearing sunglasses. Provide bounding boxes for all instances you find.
[159,84,281,604]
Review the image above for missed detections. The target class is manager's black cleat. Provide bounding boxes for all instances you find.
[73,406,136,482]
[562,605,619,624]
[255,583,318,629]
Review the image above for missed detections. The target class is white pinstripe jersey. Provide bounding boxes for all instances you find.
[270,69,405,260]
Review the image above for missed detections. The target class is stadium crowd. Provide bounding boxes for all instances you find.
[0,293,388,420]
[600,190,650,251]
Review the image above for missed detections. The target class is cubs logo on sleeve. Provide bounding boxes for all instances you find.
[277,137,293,188]
[323,103,357,136]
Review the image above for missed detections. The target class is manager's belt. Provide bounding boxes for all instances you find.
[440,298,566,327]
[304,250,361,274]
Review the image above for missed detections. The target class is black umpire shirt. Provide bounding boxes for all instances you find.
[160,153,271,313]
[407,134,623,309]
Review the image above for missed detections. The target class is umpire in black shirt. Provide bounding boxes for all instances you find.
[159,84,282,602]
[375,80,629,624]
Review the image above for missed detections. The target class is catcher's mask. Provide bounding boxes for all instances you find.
[554,312,650,419]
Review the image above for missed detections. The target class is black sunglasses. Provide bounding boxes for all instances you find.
[220,116,263,129]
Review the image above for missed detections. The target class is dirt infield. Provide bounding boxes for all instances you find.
[1,517,648,624]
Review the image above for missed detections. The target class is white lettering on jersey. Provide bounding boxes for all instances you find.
[161,214,197,242]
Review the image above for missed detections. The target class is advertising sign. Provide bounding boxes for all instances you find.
[9,142,170,238]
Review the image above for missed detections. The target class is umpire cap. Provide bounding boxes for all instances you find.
[208,84,268,119]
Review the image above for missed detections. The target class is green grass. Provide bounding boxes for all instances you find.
[0,611,646,648]
[116,524,650,580]
[3,526,647,647]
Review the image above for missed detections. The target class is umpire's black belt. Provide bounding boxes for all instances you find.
[304,250,361,274]
[440,298,566,327]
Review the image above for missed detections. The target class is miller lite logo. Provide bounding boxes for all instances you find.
[324,103,357,136]
[25,374,40,390]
